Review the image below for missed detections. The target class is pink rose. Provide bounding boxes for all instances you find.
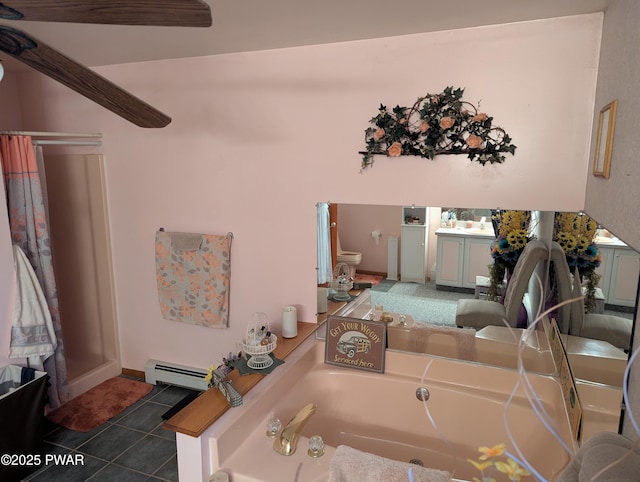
[399,118,407,125]
[388,142,402,157]
[373,128,385,141]
[419,121,430,133]
[466,134,483,149]
[439,117,455,129]
[472,113,488,122]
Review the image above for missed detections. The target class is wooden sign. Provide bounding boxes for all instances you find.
[324,316,386,373]
[544,317,582,440]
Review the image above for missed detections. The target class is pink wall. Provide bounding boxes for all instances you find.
[0,74,24,130]
[338,204,402,274]
[2,15,601,371]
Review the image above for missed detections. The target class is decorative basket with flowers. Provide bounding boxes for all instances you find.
[487,210,534,302]
[553,212,601,313]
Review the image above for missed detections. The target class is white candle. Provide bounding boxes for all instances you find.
[317,287,328,314]
[281,306,298,338]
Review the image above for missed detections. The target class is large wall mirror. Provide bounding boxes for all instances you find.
[317,203,639,390]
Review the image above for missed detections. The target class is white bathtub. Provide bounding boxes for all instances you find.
[206,335,576,481]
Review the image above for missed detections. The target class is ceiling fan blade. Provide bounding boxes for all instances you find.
[0,0,212,27]
[0,26,171,128]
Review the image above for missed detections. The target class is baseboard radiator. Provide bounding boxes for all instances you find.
[144,359,209,391]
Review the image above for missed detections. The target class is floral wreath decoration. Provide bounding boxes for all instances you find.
[359,87,516,170]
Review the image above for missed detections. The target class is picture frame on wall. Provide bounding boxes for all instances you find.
[592,99,618,179]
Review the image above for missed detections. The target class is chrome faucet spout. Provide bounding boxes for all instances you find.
[273,403,317,455]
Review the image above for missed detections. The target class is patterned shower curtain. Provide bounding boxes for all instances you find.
[0,135,68,408]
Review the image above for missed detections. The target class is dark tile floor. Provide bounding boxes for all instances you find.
[23,381,201,482]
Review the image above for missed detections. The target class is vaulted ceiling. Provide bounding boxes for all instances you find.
[0,0,607,73]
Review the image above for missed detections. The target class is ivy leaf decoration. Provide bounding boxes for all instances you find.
[359,87,517,170]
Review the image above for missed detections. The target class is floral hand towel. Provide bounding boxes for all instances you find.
[155,230,232,328]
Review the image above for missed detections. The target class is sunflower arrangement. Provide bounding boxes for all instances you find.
[359,86,516,170]
[487,210,533,301]
[554,212,601,313]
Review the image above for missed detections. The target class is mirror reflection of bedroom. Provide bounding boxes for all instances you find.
[317,203,638,387]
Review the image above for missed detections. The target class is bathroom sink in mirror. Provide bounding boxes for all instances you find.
[593,235,619,244]
[316,203,639,388]
[463,227,494,235]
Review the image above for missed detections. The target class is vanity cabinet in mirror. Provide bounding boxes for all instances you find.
[596,243,640,307]
[318,203,638,391]
[435,231,494,289]
[400,206,429,283]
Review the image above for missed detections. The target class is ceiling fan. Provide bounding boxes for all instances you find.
[0,1,213,128]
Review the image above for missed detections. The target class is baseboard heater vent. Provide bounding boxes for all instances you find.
[144,359,209,391]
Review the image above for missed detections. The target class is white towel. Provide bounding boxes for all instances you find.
[329,445,451,482]
[9,245,56,369]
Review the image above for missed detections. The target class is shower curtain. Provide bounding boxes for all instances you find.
[0,135,68,408]
[317,202,333,284]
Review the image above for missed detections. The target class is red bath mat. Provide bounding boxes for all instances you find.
[354,273,383,285]
[47,376,153,432]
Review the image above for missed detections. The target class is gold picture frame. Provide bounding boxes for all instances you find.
[592,99,618,178]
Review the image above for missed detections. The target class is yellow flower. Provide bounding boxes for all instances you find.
[498,211,530,237]
[507,230,528,250]
[576,237,590,251]
[495,458,531,481]
[557,232,577,251]
[468,459,493,471]
[204,364,216,386]
[479,443,506,460]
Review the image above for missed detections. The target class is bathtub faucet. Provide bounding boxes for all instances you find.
[212,367,242,407]
[273,403,317,455]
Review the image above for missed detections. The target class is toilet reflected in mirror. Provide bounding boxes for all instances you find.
[336,233,361,280]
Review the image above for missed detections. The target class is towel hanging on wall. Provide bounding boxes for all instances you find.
[155,230,232,329]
